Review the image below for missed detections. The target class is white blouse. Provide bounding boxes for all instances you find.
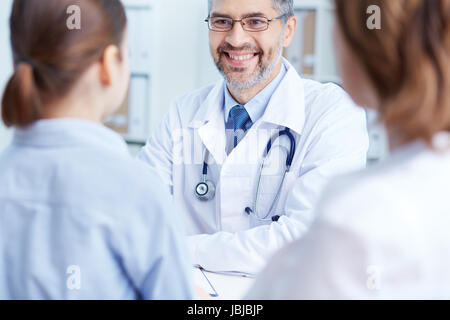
[247,132,450,299]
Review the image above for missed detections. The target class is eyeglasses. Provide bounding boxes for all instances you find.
[205,14,287,32]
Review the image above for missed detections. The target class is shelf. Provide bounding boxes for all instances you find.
[293,0,335,10]
[106,0,155,142]
[285,0,340,84]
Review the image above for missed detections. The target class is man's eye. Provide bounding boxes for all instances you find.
[247,18,266,25]
[214,19,232,26]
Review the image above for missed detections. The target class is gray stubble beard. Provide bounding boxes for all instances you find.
[216,36,284,92]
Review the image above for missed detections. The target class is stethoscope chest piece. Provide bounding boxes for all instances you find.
[195,152,216,201]
[195,180,216,201]
[195,128,296,222]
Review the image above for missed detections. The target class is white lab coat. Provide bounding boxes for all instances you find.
[246,133,450,299]
[138,59,369,274]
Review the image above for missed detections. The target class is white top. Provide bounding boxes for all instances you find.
[247,133,450,299]
[138,58,369,275]
[0,119,194,299]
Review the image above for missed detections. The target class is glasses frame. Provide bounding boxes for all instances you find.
[205,14,288,32]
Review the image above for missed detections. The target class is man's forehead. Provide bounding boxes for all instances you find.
[209,0,277,16]
[209,11,268,18]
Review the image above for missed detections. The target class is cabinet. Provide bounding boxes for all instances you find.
[105,0,155,145]
[284,0,339,84]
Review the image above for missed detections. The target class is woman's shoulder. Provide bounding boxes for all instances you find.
[317,142,450,229]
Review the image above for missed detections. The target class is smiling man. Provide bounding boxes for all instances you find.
[138,0,369,275]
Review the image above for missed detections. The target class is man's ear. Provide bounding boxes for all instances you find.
[283,16,298,48]
[99,45,120,86]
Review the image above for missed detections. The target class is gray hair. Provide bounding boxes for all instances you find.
[207,0,294,20]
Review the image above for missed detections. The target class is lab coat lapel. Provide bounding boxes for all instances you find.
[189,80,227,164]
[225,60,306,166]
[219,61,307,231]
[259,59,306,135]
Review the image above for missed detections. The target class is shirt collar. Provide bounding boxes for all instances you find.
[224,61,288,123]
[13,118,129,155]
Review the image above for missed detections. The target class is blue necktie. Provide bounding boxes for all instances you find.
[229,105,251,148]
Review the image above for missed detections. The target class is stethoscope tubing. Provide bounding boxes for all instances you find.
[195,128,296,221]
[253,145,290,221]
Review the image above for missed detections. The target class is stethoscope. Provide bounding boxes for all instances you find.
[195,128,296,222]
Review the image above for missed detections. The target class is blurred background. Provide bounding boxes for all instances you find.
[0,0,388,162]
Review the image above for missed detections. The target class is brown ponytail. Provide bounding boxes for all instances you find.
[335,0,450,146]
[2,62,41,127]
[1,0,127,128]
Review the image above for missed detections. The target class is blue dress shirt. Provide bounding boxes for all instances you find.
[0,119,194,300]
[224,62,288,153]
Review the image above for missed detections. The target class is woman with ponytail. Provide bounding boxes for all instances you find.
[0,0,193,299]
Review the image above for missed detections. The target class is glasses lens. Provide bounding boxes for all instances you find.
[243,17,269,31]
[210,17,233,31]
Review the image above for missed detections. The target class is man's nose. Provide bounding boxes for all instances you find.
[224,21,253,48]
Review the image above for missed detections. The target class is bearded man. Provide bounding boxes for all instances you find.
[138,0,369,275]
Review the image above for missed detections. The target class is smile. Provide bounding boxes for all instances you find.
[228,53,256,61]
[223,51,260,67]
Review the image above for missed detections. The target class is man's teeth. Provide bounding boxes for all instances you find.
[229,54,254,61]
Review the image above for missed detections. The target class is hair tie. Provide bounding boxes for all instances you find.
[16,57,36,68]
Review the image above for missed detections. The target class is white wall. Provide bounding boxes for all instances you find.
[0,0,13,151]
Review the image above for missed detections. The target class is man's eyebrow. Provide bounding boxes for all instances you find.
[242,12,268,19]
[209,12,233,19]
[209,12,268,19]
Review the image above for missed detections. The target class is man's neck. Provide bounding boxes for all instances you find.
[228,61,282,105]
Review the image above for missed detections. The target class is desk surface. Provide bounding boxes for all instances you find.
[193,268,255,300]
